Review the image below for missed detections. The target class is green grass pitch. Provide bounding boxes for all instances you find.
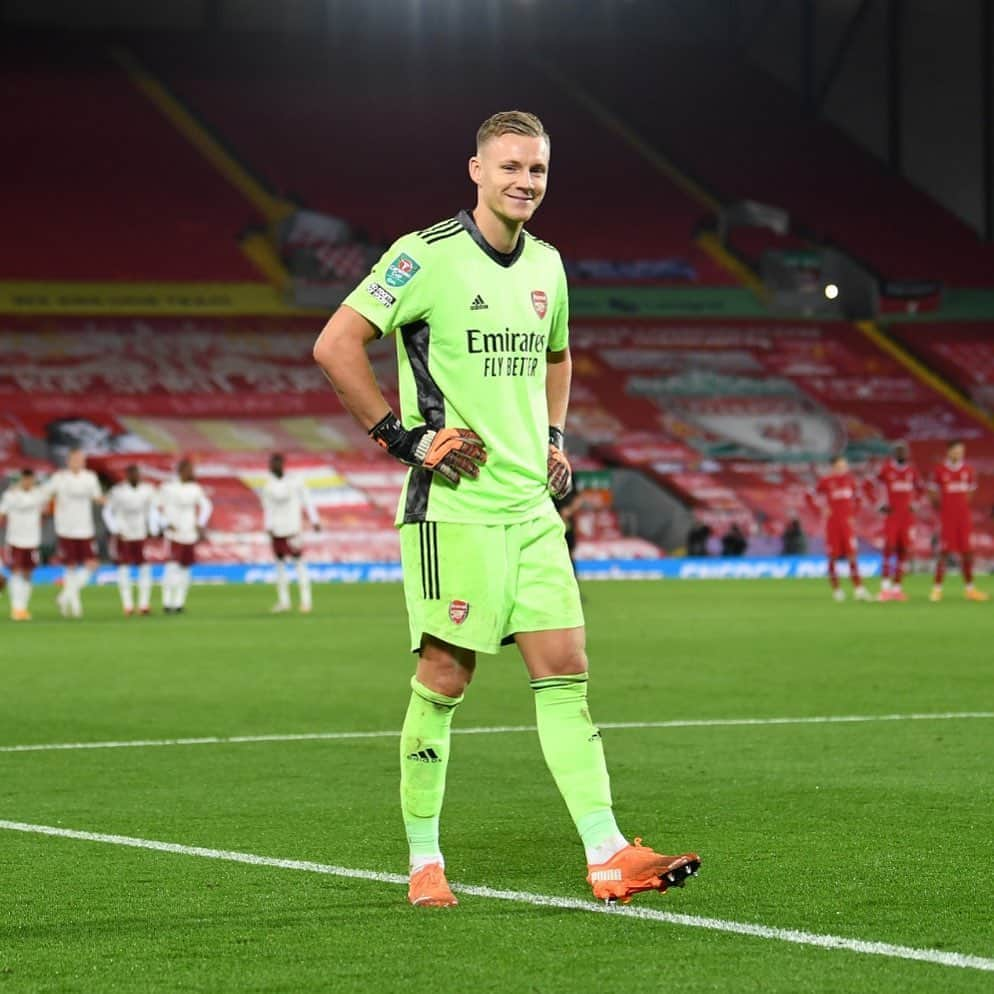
[2,576,993,993]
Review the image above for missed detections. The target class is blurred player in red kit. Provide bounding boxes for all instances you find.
[875,441,922,601]
[929,440,988,602]
[809,455,872,602]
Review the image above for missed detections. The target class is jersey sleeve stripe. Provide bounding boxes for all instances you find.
[525,231,557,250]
[423,227,465,245]
[417,217,460,237]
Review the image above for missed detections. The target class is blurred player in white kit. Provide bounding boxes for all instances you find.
[102,464,159,616]
[260,453,321,613]
[158,458,212,614]
[49,449,104,619]
[0,469,49,621]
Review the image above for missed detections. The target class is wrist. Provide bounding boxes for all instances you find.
[549,425,565,451]
[369,411,406,453]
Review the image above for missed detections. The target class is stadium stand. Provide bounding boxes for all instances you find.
[567,43,994,286]
[4,34,992,570]
[145,41,733,282]
[0,36,263,281]
[3,309,993,563]
[570,319,994,558]
[890,323,994,417]
[0,317,650,562]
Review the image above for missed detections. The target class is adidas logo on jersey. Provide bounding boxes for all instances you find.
[470,294,488,311]
[406,748,442,763]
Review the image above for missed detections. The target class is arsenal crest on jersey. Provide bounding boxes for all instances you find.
[531,290,548,318]
[448,599,470,624]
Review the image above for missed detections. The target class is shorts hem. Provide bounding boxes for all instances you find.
[502,618,586,642]
[411,626,501,656]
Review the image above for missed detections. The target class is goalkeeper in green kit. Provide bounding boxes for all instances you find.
[313,110,700,907]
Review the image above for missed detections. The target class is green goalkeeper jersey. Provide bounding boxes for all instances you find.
[342,209,570,525]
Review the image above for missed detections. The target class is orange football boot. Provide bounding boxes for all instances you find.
[408,863,458,908]
[587,838,700,904]
[965,587,990,602]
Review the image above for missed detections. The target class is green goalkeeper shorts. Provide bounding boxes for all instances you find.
[399,507,584,655]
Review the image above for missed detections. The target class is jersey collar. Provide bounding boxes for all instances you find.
[457,209,525,268]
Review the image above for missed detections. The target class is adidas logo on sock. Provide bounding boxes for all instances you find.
[470,294,488,310]
[406,748,442,763]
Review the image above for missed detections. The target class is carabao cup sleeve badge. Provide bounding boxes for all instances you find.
[385,252,422,287]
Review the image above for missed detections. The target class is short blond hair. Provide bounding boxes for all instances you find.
[476,110,549,151]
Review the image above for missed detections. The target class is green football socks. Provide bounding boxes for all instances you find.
[400,677,463,868]
[531,673,627,863]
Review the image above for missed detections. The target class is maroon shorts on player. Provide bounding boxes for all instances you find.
[169,541,197,567]
[825,518,855,560]
[4,545,37,572]
[58,537,95,566]
[884,515,913,551]
[940,515,972,555]
[114,538,146,566]
[272,535,301,559]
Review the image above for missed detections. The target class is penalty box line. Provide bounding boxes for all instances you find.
[1,818,992,975]
[1,711,993,755]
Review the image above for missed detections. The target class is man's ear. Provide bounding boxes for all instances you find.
[468,155,481,185]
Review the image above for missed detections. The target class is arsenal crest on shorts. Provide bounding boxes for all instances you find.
[448,599,470,624]
[531,290,548,318]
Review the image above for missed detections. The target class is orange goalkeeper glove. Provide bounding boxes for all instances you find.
[548,425,572,499]
[369,412,486,486]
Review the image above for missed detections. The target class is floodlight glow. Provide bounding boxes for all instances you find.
[824,284,839,300]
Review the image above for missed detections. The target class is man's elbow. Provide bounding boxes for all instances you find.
[313,316,339,371]
[313,306,376,372]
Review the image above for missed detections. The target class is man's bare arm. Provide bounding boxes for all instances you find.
[313,305,392,430]
[545,348,573,498]
[546,347,571,434]
[313,305,486,484]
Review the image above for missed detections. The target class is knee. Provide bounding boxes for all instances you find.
[553,645,589,676]
[519,626,590,680]
[533,641,589,679]
[417,637,476,698]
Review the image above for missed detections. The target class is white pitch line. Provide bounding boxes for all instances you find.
[1,711,993,755]
[1,818,992,974]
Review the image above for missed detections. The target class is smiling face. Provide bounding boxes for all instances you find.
[470,131,550,230]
